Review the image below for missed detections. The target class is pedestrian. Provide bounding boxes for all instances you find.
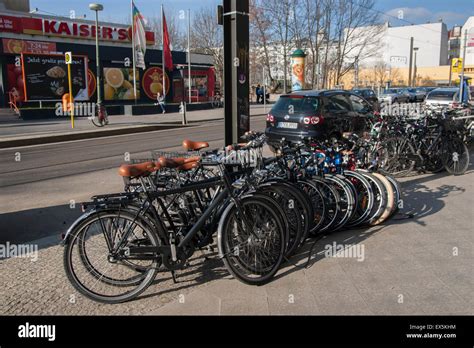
[255,84,261,103]
[156,92,166,114]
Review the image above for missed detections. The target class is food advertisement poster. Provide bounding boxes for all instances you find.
[104,68,139,100]
[7,64,25,102]
[142,67,170,100]
[21,53,89,101]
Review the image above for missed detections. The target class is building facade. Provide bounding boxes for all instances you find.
[0,7,214,108]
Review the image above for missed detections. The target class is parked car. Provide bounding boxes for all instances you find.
[404,88,426,102]
[378,88,411,104]
[351,88,379,107]
[424,88,461,109]
[265,90,372,144]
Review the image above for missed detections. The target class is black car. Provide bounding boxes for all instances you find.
[265,90,372,144]
[351,88,379,107]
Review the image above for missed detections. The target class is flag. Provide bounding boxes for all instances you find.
[132,1,147,69]
[162,9,173,71]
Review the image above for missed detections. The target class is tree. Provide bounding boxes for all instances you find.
[148,13,185,51]
[189,7,224,89]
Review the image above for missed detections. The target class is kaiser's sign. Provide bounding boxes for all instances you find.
[43,19,130,42]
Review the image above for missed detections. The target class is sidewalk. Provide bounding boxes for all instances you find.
[0,104,270,148]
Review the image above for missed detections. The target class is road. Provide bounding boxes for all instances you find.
[0,116,266,187]
[0,116,266,244]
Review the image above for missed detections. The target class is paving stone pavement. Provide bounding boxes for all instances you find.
[0,168,473,315]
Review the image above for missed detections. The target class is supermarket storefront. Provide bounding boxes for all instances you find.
[0,12,214,108]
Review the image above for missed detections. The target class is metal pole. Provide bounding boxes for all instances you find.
[459,29,467,103]
[161,4,166,99]
[408,37,414,87]
[95,10,101,105]
[263,65,266,113]
[413,51,417,87]
[188,9,192,104]
[131,0,137,101]
[448,58,453,87]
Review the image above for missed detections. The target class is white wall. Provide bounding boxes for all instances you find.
[358,22,449,69]
[460,16,474,66]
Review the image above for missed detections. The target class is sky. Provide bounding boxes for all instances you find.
[29,0,473,29]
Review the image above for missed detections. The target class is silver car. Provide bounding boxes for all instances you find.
[424,88,460,109]
[378,88,411,104]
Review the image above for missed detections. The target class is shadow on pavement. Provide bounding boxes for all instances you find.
[0,204,82,245]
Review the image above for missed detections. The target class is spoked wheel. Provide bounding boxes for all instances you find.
[64,210,161,304]
[220,196,286,285]
[310,177,340,234]
[344,171,375,228]
[357,170,388,226]
[377,137,419,177]
[325,174,356,231]
[259,185,302,258]
[442,138,470,175]
[423,136,445,173]
[297,180,326,236]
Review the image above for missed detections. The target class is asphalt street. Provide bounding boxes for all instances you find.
[0,116,266,187]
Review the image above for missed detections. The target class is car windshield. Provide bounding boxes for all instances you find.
[415,88,425,92]
[271,96,321,115]
[407,88,417,93]
[427,90,457,100]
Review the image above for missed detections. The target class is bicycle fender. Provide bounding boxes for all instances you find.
[216,201,236,259]
[60,209,98,246]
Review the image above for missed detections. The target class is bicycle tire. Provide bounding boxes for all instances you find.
[219,195,286,285]
[64,210,161,304]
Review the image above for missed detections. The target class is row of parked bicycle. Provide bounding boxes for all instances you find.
[360,107,472,177]
[62,130,405,304]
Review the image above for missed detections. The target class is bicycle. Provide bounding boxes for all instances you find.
[89,103,109,127]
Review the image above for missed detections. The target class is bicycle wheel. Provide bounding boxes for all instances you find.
[297,179,326,236]
[442,138,470,175]
[264,180,313,247]
[310,177,339,234]
[325,174,356,231]
[64,210,161,304]
[378,137,418,177]
[423,136,445,173]
[344,171,375,228]
[356,170,388,226]
[370,173,395,225]
[259,184,302,257]
[384,174,402,218]
[219,195,286,285]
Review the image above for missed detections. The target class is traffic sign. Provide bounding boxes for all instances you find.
[65,52,72,65]
[452,58,463,74]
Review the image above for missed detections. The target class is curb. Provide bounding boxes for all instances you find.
[0,113,268,149]
[0,124,190,149]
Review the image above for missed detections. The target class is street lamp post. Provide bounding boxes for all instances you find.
[89,3,104,106]
[413,47,419,87]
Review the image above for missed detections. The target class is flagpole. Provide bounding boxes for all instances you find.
[161,4,166,99]
[131,0,137,101]
[187,8,192,104]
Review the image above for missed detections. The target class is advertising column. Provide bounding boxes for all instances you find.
[290,49,306,92]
